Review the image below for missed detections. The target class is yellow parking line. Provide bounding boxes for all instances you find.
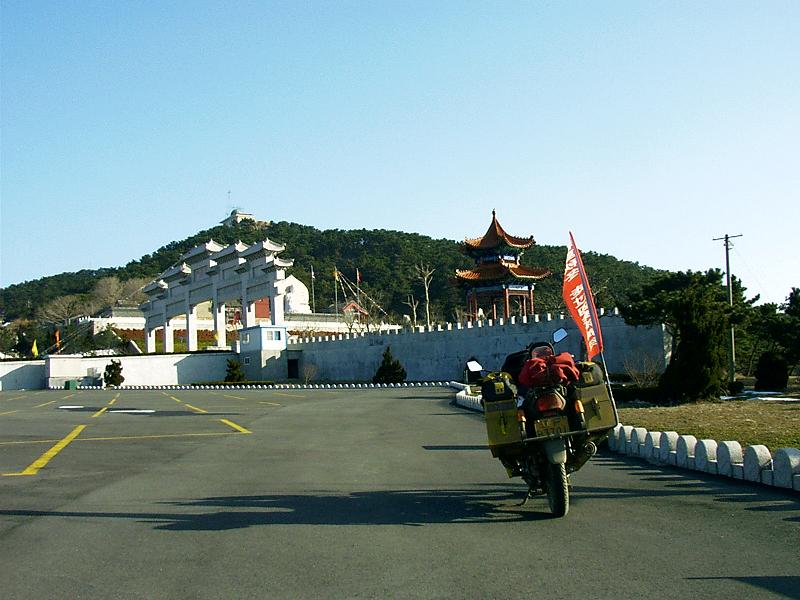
[3,425,86,476]
[220,419,252,434]
[35,400,56,408]
[272,392,306,398]
[259,401,282,406]
[163,392,183,403]
[92,406,108,418]
[78,432,242,442]
[184,404,208,414]
[223,394,247,400]
[0,410,19,416]
[0,431,244,447]
[1,395,26,402]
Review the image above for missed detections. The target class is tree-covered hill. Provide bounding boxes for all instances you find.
[0,219,664,322]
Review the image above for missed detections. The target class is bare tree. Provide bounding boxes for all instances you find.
[403,294,419,328]
[302,362,318,385]
[91,277,123,309]
[38,295,90,323]
[414,263,435,328]
[623,354,661,388]
[91,276,150,309]
[342,309,357,334]
[119,277,150,305]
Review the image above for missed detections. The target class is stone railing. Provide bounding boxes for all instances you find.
[608,424,800,492]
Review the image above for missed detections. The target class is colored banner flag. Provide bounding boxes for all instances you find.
[55,330,61,351]
[334,268,340,281]
[356,268,362,284]
[310,265,316,280]
[563,232,604,360]
[31,339,39,358]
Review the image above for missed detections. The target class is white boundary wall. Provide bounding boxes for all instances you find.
[0,353,233,389]
[0,360,46,390]
[288,312,668,382]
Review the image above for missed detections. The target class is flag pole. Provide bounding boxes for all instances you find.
[310,265,316,313]
[334,267,339,321]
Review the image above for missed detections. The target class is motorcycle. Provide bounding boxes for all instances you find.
[479,328,618,517]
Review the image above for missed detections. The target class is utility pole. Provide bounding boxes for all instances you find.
[713,233,743,385]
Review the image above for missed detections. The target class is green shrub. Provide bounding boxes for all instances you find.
[104,359,124,387]
[754,351,789,391]
[372,345,407,384]
[225,358,246,383]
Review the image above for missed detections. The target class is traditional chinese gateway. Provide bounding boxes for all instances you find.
[455,211,551,321]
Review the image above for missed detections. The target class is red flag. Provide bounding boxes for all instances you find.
[563,232,604,360]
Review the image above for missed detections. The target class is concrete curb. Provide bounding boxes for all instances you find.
[450,385,800,494]
[52,382,451,391]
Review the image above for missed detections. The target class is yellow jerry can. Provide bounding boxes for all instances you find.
[575,362,618,433]
[481,372,523,457]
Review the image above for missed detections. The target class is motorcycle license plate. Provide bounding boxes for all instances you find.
[533,416,570,437]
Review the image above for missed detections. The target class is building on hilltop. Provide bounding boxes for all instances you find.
[455,211,551,321]
[220,209,270,229]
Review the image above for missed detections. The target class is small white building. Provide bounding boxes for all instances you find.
[220,209,269,228]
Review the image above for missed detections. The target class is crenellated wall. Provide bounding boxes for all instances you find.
[287,311,669,382]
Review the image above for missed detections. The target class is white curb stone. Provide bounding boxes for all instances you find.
[732,464,745,480]
[629,427,648,456]
[716,441,743,478]
[695,439,718,473]
[761,470,774,486]
[676,435,697,469]
[744,445,772,483]
[659,431,679,464]
[772,448,800,489]
[617,426,634,455]
[608,425,622,451]
[644,432,661,463]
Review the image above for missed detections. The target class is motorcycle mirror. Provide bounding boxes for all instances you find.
[552,328,568,344]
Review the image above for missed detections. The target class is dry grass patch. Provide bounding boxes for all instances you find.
[617,400,800,452]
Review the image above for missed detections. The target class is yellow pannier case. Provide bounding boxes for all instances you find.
[574,362,618,433]
[481,372,523,458]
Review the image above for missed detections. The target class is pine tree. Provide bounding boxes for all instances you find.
[104,359,125,387]
[372,345,407,384]
[225,358,246,383]
[621,270,734,402]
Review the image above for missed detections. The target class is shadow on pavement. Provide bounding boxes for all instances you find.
[687,576,800,599]
[588,454,800,523]
[0,487,555,531]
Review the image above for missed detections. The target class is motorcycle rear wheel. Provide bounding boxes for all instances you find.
[546,463,569,517]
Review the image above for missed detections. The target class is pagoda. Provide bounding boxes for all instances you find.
[455,211,551,320]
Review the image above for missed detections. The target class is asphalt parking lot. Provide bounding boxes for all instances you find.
[1,388,266,479]
[1,388,798,600]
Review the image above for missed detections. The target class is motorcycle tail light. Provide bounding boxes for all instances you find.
[536,391,566,412]
[575,400,585,414]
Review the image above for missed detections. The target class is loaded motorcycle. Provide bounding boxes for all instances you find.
[479,328,618,517]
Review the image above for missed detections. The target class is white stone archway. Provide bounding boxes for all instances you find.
[140,238,295,353]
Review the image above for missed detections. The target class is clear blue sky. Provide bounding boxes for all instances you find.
[1,1,798,305]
